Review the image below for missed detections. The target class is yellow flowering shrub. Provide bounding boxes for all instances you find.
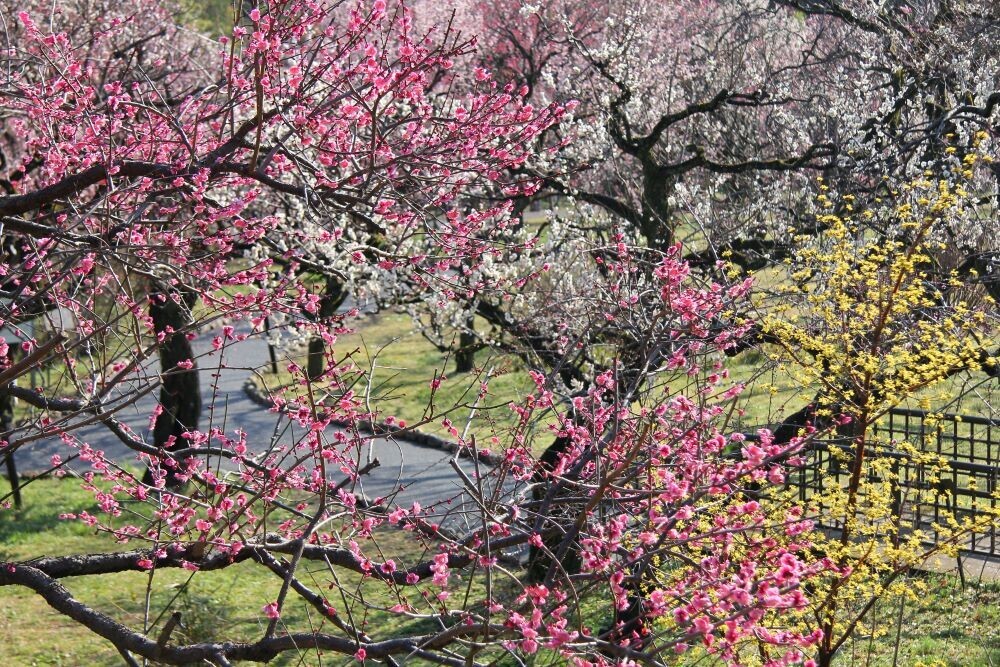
[754,163,1000,665]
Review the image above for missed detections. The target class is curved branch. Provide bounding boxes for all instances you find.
[0,563,504,665]
[2,531,534,586]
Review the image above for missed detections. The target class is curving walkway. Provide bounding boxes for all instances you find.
[12,319,519,534]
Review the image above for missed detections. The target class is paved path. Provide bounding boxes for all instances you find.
[11,320,519,535]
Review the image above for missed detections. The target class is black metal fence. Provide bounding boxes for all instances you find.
[785,408,1000,559]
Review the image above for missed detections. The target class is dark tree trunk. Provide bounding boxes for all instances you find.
[264,315,279,375]
[1,234,23,509]
[771,398,840,447]
[143,287,200,489]
[527,434,582,583]
[454,315,476,374]
[306,277,346,382]
[605,591,652,653]
[640,165,675,251]
[1,385,20,509]
[528,431,650,653]
[306,335,325,382]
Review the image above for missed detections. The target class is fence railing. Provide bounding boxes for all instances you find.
[782,408,1000,559]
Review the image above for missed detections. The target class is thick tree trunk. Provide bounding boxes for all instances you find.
[454,315,476,374]
[528,431,650,651]
[306,277,346,382]
[306,335,325,382]
[143,287,200,489]
[606,592,651,652]
[263,315,279,375]
[527,434,582,583]
[640,165,675,252]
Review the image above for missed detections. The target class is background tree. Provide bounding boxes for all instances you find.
[406,0,999,448]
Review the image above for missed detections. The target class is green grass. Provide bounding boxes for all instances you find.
[0,477,300,665]
[179,0,233,36]
[4,466,1000,665]
[719,341,1000,433]
[254,308,1000,458]
[254,310,552,451]
[674,574,1000,666]
[828,573,1000,666]
[0,476,503,666]
[252,309,818,450]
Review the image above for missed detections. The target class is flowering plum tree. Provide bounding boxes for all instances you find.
[418,0,848,255]
[425,0,999,256]
[405,0,998,454]
[398,6,1000,663]
[0,0,828,664]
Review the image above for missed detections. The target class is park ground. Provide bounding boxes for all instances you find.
[3,309,1000,665]
[3,471,1000,665]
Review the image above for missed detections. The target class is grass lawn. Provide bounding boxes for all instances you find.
[0,476,503,666]
[3,476,1000,665]
[253,309,814,447]
[253,309,1000,455]
[824,571,1000,666]
[254,310,552,451]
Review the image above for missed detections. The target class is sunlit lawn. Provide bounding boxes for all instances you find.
[3,476,1000,665]
[253,310,552,452]
[253,308,1000,458]
[0,477,500,666]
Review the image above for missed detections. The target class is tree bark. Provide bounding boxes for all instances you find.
[527,434,582,583]
[640,164,675,251]
[306,277,346,382]
[454,315,477,374]
[1,385,20,509]
[143,286,200,489]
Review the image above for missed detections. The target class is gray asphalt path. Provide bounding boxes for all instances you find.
[11,318,518,534]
